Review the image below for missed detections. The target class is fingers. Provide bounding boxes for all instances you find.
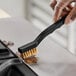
[50,0,57,10]
[50,0,76,24]
[60,8,70,17]
[68,5,73,9]
[65,6,76,24]
[54,0,73,22]
[60,5,73,17]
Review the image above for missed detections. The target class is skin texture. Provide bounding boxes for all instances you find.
[50,0,76,24]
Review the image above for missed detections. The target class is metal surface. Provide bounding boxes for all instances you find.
[0,18,76,76]
[0,58,22,72]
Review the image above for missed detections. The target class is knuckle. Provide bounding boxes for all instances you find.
[56,1,65,9]
[56,6,62,11]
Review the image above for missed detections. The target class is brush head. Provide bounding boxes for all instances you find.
[21,48,38,59]
[18,41,37,53]
[18,41,38,58]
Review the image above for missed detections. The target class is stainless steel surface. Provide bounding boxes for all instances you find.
[0,18,76,76]
[0,58,22,72]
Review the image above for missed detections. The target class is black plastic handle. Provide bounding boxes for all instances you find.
[34,16,66,46]
[18,16,66,53]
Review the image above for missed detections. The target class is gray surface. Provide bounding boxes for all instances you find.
[0,18,76,76]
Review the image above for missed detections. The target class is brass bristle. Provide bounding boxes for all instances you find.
[22,53,25,59]
[22,48,37,59]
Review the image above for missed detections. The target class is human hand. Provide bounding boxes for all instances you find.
[50,0,76,24]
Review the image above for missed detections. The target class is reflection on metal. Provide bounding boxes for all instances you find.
[68,21,76,54]
[0,9,11,18]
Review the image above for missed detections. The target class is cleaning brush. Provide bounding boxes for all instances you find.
[18,16,66,59]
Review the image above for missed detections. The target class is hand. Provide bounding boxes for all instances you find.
[50,0,76,24]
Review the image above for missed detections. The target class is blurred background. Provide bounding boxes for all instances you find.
[0,0,76,54]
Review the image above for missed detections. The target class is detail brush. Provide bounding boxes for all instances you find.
[18,16,66,60]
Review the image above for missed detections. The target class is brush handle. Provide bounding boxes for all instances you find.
[18,16,66,53]
[34,16,66,46]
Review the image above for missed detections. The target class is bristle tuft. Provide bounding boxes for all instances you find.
[22,48,37,59]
